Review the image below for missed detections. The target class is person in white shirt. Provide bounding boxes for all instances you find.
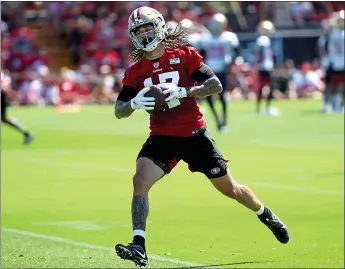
[199,13,240,131]
[318,19,333,112]
[254,20,278,115]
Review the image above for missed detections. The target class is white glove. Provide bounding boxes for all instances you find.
[130,87,155,111]
[158,83,187,102]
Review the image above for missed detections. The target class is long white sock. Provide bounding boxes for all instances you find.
[255,204,265,215]
[133,229,146,238]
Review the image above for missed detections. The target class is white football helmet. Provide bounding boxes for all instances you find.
[166,20,179,34]
[257,20,275,36]
[128,6,167,52]
[208,13,227,36]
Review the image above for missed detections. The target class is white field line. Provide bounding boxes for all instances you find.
[1,227,208,268]
[21,159,344,196]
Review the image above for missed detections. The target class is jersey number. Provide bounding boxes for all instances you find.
[143,71,180,87]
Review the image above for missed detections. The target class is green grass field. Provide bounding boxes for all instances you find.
[1,100,344,268]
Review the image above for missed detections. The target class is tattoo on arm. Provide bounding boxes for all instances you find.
[114,100,135,119]
[132,194,149,231]
[187,76,223,98]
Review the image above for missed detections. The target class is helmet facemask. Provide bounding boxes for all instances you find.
[130,23,159,51]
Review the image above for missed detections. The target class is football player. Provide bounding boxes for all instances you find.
[1,71,33,144]
[199,13,240,131]
[318,17,333,113]
[254,20,278,115]
[114,7,289,267]
[328,10,344,113]
[180,18,211,50]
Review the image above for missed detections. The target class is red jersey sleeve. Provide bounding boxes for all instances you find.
[122,66,137,89]
[184,46,204,75]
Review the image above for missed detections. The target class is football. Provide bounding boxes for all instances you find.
[144,85,168,114]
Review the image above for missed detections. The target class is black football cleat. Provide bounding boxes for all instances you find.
[115,243,148,267]
[24,133,33,145]
[258,207,290,244]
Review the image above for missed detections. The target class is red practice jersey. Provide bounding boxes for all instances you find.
[122,46,206,137]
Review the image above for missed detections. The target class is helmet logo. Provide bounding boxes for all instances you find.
[131,7,142,23]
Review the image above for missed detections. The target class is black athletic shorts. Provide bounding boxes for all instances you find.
[1,90,7,118]
[258,70,277,90]
[325,67,332,84]
[137,130,228,179]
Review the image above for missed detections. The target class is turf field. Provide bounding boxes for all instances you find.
[1,100,344,268]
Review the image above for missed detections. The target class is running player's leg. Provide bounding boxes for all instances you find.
[256,71,265,114]
[115,135,179,267]
[210,170,289,243]
[206,95,221,130]
[332,71,345,112]
[256,86,264,114]
[337,82,345,112]
[1,91,33,144]
[1,115,30,136]
[266,72,274,109]
[266,72,279,115]
[181,130,289,244]
[323,68,332,113]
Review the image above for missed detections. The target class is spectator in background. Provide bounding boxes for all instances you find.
[56,67,80,111]
[311,59,325,80]
[229,57,251,100]
[285,58,299,78]
[290,2,314,27]
[17,67,45,106]
[95,64,117,104]
[42,72,59,106]
[3,1,343,109]
[289,62,325,98]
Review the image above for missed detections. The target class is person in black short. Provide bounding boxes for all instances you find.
[114,7,289,267]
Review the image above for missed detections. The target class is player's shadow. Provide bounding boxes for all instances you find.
[176,260,277,268]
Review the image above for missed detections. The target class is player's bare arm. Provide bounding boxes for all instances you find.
[186,63,223,98]
[114,100,135,119]
[160,63,223,102]
[187,75,222,97]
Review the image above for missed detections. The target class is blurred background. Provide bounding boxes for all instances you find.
[1,1,344,107]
